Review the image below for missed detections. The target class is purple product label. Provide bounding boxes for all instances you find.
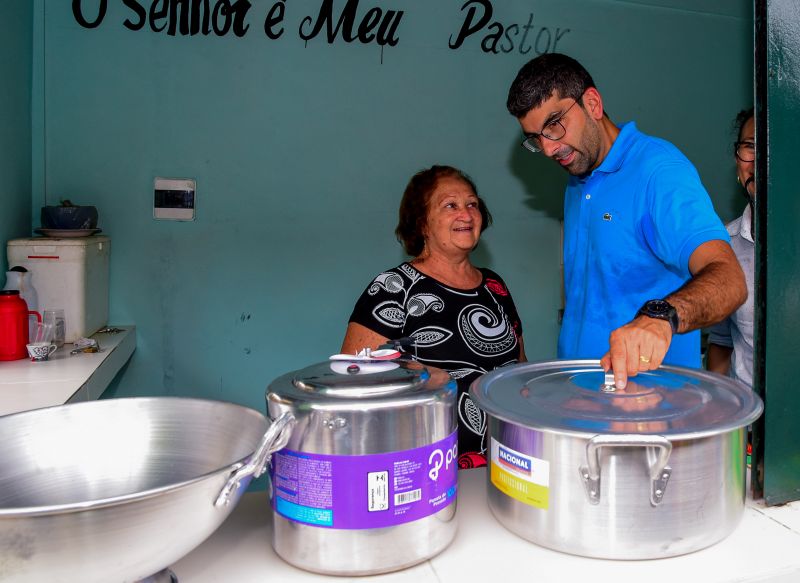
[271,431,458,529]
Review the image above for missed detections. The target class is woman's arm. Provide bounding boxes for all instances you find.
[341,322,390,354]
[706,342,733,376]
[518,336,527,362]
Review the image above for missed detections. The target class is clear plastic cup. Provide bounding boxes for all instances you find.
[42,309,66,348]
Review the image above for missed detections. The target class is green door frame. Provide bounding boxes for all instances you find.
[752,0,800,505]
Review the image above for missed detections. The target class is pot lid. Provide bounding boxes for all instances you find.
[470,360,763,438]
[269,359,455,401]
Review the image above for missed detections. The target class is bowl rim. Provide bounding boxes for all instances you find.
[0,396,268,517]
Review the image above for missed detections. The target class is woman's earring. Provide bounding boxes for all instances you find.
[737,175,741,185]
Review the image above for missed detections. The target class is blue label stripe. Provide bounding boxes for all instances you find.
[276,498,333,526]
[498,446,531,474]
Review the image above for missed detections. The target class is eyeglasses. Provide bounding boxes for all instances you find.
[521,99,580,153]
[735,141,755,162]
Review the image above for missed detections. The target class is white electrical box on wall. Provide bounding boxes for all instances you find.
[154,177,196,221]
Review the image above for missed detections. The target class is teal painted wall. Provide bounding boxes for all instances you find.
[31,0,752,415]
[0,1,32,276]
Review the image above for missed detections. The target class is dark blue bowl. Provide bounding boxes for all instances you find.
[41,206,98,230]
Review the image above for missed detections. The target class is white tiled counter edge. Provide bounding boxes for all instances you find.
[172,467,800,583]
[0,326,136,415]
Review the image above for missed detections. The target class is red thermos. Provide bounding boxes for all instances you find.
[0,290,42,361]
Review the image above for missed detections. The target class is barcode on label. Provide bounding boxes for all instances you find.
[394,488,422,505]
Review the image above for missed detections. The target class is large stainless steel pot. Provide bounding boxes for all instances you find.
[470,360,764,559]
[266,358,458,576]
[0,397,289,583]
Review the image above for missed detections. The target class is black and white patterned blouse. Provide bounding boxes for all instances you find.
[348,263,524,469]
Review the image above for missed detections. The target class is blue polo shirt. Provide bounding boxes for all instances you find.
[558,122,730,367]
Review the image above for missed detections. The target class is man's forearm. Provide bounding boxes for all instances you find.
[707,342,733,375]
[667,258,747,333]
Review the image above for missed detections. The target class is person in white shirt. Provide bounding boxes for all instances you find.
[707,108,755,386]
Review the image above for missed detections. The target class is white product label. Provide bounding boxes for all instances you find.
[490,439,550,510]
[367,470,389,511]
[491,440,550,487]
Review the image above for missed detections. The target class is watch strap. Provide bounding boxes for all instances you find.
[636,299,679,334]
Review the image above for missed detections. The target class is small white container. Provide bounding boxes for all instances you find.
[7,236,110,342]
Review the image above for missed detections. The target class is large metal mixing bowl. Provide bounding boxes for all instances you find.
[0,397,292,583]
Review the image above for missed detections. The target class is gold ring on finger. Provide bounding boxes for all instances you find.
[639,355,651,364]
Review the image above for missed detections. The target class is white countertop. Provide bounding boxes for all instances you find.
[172,467,800,583]
[0,326,136,415]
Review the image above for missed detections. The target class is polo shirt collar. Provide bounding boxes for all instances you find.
[739,204,754,243]
[592,121,638,175]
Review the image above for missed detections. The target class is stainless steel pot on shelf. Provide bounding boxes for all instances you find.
[0,397,289,583]
[470,360,764,560]
[266,358,458,576]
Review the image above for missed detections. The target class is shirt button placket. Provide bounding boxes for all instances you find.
[578,189,592,261]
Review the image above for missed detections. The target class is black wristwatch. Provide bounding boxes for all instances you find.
[636,299,679,334]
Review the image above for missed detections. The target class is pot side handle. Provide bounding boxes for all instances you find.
[579,434,672,507]
[214,411,296,508]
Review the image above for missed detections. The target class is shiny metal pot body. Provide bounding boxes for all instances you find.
[0,398,274,583]
[471,360,763,560]
[486,417,747,559]
[267,360,457,576]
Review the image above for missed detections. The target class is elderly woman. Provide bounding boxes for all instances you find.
[707,108,756,387]
[341,165,526,469]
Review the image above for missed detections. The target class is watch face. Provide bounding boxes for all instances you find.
[639,299,678,333]
[647,300,670,315]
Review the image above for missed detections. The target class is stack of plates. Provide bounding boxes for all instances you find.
[35,228,102,238]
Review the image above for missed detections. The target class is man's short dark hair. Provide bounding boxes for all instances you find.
[734,107,754,144]
[507,53,597,118]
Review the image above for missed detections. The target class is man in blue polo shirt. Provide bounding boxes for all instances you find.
[506,53,746,388]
